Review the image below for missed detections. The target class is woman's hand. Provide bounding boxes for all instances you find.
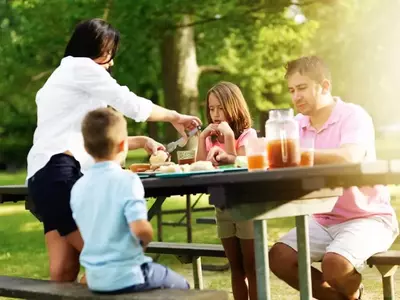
[171,113,202,143]
[143,137,165,155]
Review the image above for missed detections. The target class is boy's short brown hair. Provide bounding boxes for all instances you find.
[82,108,127,159]
[285,56,331,85]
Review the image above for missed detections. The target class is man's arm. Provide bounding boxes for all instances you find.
[314,144,367,165]
[314,105,373,165]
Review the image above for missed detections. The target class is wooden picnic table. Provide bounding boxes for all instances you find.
[1,160,400,300]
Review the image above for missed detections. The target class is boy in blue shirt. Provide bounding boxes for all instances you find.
[70,108,189,293]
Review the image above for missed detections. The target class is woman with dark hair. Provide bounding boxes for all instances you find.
[27,18,201,283]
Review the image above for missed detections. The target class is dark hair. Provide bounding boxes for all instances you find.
[64,18,120,64]
[206,81,252,140]
[285,56,331,85]
[82,108,127,159]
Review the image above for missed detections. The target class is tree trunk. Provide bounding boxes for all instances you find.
[160,15,200,154]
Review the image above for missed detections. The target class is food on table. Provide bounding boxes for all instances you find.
[150,161,175,171]
[149,150,170,165]
[189,161,214,172]
[180,164,191,173]
[129,163,151,172]
[158,164,183,173]
[235,156,248,168]
[130,158,216,175]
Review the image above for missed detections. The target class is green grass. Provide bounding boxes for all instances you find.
[1,162,400,299]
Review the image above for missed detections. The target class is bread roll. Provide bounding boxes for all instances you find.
[149,151,170,165]
[189,161,214,172]
[158,164,182,173]
[150,161,175,171]
[180,164,191,173]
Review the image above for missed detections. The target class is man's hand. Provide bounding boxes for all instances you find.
[206,146,232,166]
[143,137,165,155]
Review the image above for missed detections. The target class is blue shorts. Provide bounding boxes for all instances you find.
[27,153,83,236]
[94,262,190,294]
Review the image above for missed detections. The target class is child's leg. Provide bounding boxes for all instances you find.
[221,237,248,299]
[240,239,257,300]
[143,262,190,290]
[237,220,257,300]
[216,208,248,299]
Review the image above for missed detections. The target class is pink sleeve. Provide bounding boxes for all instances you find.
[340,106,374,147]
[236,128,258,149]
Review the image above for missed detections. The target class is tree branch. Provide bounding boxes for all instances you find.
[31,70,52,81]
[0,98,26,117]
[103,0,113,21]
[171,0,327,29]
[199,65,225,75]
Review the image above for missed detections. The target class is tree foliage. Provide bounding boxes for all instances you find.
[0,0,342,165]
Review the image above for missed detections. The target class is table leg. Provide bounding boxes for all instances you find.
[157,211,163,242]
[148,196,167,221]
[186,194,192,243]
[254,220,271,300]
[295,215,312,300]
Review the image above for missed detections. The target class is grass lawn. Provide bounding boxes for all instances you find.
[1,168,400,299]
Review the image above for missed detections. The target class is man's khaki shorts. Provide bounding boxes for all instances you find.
[215,208,254,239]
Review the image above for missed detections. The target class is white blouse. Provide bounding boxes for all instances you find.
[27,56,153,179]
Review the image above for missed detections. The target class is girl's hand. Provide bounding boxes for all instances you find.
[200,123,219,139]
[217,121,234,137]
[206,146,230,166]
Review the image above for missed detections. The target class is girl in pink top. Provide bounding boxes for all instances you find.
[197,82,257,300]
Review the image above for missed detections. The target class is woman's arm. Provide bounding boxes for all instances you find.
[76,60,201,132]
[127,136,165,155]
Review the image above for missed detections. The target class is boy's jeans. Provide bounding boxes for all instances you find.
[95,262,190,294]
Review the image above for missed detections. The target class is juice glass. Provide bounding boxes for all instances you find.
[300,135,315,167]
[246,137,267,172]
[177,150,196,165]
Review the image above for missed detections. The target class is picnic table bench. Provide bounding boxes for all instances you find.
[1,160,400,299]
[0,275,227,300]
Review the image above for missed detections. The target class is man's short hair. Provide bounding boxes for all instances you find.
[82,108,127,159]
[285,56,331,85]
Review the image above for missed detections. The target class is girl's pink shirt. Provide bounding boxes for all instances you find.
[205,128,258,152]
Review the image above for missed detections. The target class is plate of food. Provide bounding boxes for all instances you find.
[129,151,230,178]
[155,161,223,178]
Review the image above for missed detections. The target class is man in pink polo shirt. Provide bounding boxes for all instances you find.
[269,56,398,300]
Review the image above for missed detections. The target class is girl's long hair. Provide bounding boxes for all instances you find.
[206,81,252,139]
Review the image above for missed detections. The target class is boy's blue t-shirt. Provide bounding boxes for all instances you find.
[70,161,152,292]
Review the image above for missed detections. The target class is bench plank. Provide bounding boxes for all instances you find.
[367,250,400,266]
[0,276,228,300]
[196,217,217,225]
[146,242,225,258]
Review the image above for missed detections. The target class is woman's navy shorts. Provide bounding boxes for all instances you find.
[28,153,83,236]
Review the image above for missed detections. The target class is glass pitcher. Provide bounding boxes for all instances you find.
[265,109,300,169]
